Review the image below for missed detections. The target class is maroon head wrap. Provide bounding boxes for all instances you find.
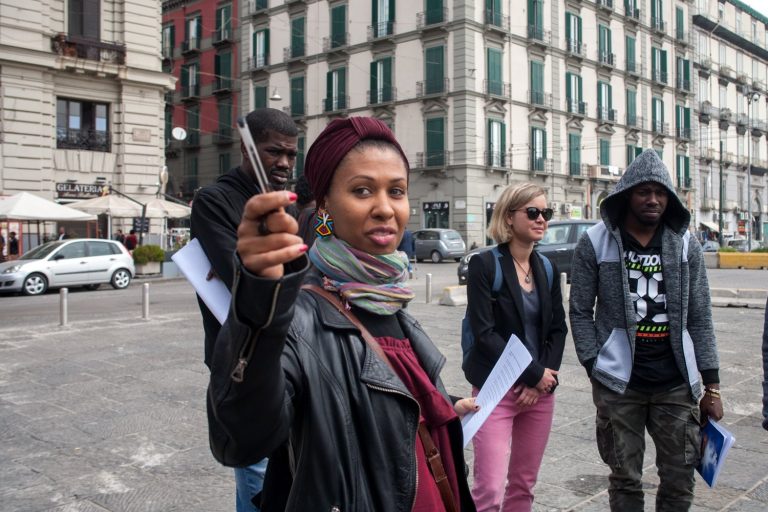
[304,117,410,202]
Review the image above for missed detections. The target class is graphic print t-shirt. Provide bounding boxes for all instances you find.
[622,227,684,392]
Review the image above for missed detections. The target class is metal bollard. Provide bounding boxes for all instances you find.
[59,288,68,326]
[560,272,568,303]
[142,283,150,319]
[425,273,432,303]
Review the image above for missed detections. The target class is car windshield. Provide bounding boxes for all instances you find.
[19,241,65,260]
[443,231,462,240]
[538,225,570,246]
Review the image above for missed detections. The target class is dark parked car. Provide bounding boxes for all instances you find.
[413,228,466,263]
[457,219,598,284]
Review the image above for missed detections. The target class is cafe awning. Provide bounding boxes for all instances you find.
[700,221,720,232]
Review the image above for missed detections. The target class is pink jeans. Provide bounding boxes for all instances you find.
[471,385,555,512]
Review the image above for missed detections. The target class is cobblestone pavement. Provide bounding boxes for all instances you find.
[1,278,766,511]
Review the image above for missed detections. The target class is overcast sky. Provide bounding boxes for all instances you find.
[738,0,768,16]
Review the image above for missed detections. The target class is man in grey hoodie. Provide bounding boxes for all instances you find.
[569,149,723,511]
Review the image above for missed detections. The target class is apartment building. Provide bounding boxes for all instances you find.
[0,0,172,215]
[162,0,242,202]
[692,0,768,243]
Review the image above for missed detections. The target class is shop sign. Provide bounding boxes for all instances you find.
[422,201,449,211]
[56,183,107,199]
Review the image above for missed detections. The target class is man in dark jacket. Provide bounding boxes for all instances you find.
[570,150,722,511]
[191,108,298,512]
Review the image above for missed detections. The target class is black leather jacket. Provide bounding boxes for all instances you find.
[207,261,476,512]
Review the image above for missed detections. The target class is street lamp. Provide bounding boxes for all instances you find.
[746,91,760,251]
[718,117,729,246]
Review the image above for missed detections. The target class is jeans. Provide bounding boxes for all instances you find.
[471,386,555,512]
[235,459,268,512]
[592,382,701,512]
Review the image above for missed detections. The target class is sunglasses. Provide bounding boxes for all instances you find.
[512,207,554,221]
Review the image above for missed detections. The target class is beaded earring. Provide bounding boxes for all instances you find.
[314,209,334,238]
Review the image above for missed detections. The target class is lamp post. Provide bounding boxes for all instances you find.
[718,118,729,246]
[746,91,760,251]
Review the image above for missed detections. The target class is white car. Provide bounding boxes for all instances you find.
[0,239,135,296]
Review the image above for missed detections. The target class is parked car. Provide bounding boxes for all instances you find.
[456,219,598,284]
[0,239,135,296]
[726,238,749,252]
[413,228,466,263]
[701,240,720,252]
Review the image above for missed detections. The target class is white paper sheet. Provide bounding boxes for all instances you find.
[171,238,231,325]
[461,335,533,447]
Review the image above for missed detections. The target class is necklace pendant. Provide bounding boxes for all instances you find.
[525,275,531,284]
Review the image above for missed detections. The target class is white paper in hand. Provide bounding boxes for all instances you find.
[171,238,232,325]
[461,334,533,447]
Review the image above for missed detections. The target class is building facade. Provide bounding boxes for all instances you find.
[692,0,768,243]
[162,0,241,202]
[0,0,172,227]
[162,0,766,247]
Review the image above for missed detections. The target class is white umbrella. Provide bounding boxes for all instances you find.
[0,192,96,221]
[144,198,191,219]
[69,195,144,217]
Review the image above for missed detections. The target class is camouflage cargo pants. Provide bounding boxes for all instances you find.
[592,382,701,512]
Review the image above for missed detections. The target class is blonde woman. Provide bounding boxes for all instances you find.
[463,183,567,511]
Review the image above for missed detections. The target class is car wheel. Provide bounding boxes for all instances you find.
[416,258,423,263]
[430,251,443,263]
[22,273,48,296]
[84,284,100,291]
[111,269,132,290]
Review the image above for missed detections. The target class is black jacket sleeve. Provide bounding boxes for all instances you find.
[190,187,241,289]
[467,251,509,364]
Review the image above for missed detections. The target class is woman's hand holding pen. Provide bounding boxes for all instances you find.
[237,191,307,279]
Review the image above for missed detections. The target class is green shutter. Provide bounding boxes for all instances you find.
[652,98,658,128]
[599,25,606,55]
[652,48,657,77]
[338,67,346,108]
[651,0,657,20]
[569,133,581,174]
[501,122,506,165]
[565,72,572,101]
[598,81,603,110]
[370,61,378,103]
[684,58,690,86]
[600,139,610,165]
[626,36,635,69]
[295,136,305,177]
[530,61,543,102]
[627,145,634,165]
[684,156,690,182]
[627,89,636,123]
[426,0,443,24]
[181,65,188,88]
[487,48,502,95]
[326,70,333,110]
[425,46,444,94]
[372,0,378,27]
[254,85,266,108]
[676,7,684,38]
[577,15,582,43]
[565,12,571,40]
[426,117,445,166]
[382,57,392,101]
[291,17,304,57]
[291,76,304,116]
[331,5,346,46]
[577,75,583,102]
[661,50,667,82]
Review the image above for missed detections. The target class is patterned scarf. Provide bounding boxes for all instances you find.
[308,236,415,315]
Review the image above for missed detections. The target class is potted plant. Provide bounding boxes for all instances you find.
[132,244,165,275]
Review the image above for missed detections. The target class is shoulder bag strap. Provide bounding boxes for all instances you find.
[302,284,458,512]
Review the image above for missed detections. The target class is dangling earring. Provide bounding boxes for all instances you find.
[314,209,334,238]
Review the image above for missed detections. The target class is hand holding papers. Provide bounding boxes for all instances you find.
[461,335,532,447]
[172,238,232,325]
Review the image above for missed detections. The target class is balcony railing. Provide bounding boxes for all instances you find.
[323,32,349,51]
[213,28,233,45]
[181,84,200,99]
[651,17,666,34]
[719,64,735,80]
[323,95,349,112]
[566,99,588,116]
[675,29,688,44]
[485,80,511,98]
[598,51,616,67]
[596,0,613,11]
[484,10,510,31]
[415,151,451,168]
[213,77,232,93]
[249,0,268,15]
[485,151,507,168]
[416,78,449,97]
[527,25,551,45]
[652,69,668,84]
[529,157,553,173]
[569,161,582,176]
[181,38,200,54]
[283,44,305,61]
[565,39,586,58]
[676,126,692,140]
[213,127,235,145]
[652,120,669,135]
[185,130,200,147]
[162,43,173,60]
[529,90,553,108]
[56,129,110,152]
[626,114,644,129]
[597,107,617,123]
[676,77,691,91]
[250,54,269,70]
[51,34,126,65]
[368,87,397,105]
[624,7,640,22]
[368,21,395,40]
[736,113,748,126]
[283,103,306,117]
[625,60,644,77]
[417,8,448,28]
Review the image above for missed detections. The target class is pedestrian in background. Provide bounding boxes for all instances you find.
[569,149,722,511]
[124,230,138,251]
[397,228,415,278]
[57,226,68,240]
[8,231,19,260]
[191,108,299,512]
[114,229,126,245]
[294,174,316,247]
[464,182,566,512]
[207,117,477,511]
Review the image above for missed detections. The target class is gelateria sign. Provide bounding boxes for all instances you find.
[56,183,108,199]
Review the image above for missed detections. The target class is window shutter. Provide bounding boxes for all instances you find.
[338,67,346,108]
[652,98,658,127]
[291,17,304,56]
[684,59,690,83]
[426,117,445,166]
[254,86,267,108]
[607,84,613,110]
[370,61,378,103]
[530,61,543,95]
[661,50,667,80]
[565,12,571,40]
[626,36,635,67]
[326,70,333,109]
[332,5,346,46]
[565,72,572,100]
[598,81,603,110]
[382,57,392,101]
[676,7,684,36]
[501,122,507,165]
[685,106,691,129]
[652,48,657,75]
[577,75,583,101]
[372,0,378,27]
[577,16,582,43]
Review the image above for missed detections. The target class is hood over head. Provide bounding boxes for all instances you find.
[599,149,689,233]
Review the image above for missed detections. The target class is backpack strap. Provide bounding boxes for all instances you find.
[490,246,503,296]
[539,253,553,290]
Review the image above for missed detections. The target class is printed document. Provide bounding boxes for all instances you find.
[461,335,532,447]
[172,238,231,325]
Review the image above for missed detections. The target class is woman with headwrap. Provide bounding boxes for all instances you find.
[207,117,478,512]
